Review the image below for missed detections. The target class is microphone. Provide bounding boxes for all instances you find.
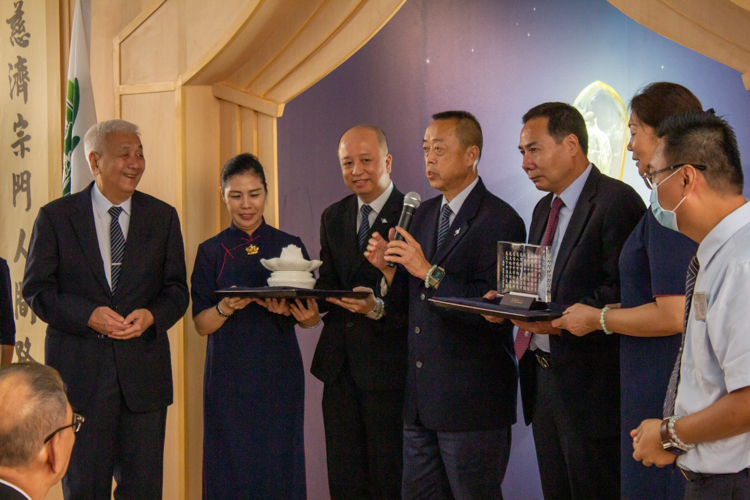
[386,192,422,267]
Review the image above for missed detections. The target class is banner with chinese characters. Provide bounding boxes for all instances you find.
[0,1,62,364]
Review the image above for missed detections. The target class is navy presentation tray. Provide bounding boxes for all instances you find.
[429,296,566,321]
[216,287,371,300]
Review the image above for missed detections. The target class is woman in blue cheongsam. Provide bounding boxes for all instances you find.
[191,153,319,499]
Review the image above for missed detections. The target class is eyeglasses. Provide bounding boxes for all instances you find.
[641,163,707,189]
[44,413,84,444]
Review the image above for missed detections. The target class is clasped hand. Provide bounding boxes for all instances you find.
[366,227,432,281]
[631,418,677,468]
[88,306,154,339]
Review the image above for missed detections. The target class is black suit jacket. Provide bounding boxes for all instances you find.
[311,187,408,391]
[22,183,189,413]
[390,178,526,431]
[519,166,645,438]
[0,481,28,500]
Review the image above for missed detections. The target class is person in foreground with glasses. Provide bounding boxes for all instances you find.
[631,112,750,499]
[551,82,703,500]
[0,362,80,500]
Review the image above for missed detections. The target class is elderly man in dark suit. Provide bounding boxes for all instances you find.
[507,102,644,500]
[311,124,408,500]
[369,111,526,499]
[0,363,77,500]
[22,119,189,500]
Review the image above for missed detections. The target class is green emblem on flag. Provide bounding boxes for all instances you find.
[62,78,81,196]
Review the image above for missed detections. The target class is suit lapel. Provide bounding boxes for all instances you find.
[69,184,111,296]
[340,196,360,285]
[421,201,440,262]
[550,167,600,296]
[432,178,486,265]
[117,191,149,296]
[529,193,553,245]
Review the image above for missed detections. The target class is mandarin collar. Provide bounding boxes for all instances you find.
[229,218,269,240]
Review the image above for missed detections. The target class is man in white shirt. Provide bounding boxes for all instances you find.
[632,111,750,499]
[22,120,188,499]
[370,111,526,499]
[0,363,78,500]
[500,102,645,500]
[311,125,408,499]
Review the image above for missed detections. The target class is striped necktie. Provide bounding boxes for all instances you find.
[663,254,699,417]
[108,205,125,292]
[358,204,373,250]
[436,204,453,249]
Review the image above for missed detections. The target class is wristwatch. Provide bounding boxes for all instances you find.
[425,265,446,289]
[660,416,693,455]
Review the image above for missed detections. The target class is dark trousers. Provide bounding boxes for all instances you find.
[532,359,619,500]
[683,468,750,499]
[402,421,512,500]
[322,360,404,500]
[62,343,167,500]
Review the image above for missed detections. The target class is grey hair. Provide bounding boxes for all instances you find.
[83,119,140,159]
[0,363,68,467]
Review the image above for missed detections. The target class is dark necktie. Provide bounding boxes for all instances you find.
[358,204,373,250]
[109,205,125,292]
[663,254,700,417]
[514,196,565,360]
[437,204,453,249]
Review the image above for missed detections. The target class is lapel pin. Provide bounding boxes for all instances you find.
[381,218,387,224]
[454,228,461,235]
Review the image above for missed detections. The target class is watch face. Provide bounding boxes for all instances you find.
[662,444,686,456]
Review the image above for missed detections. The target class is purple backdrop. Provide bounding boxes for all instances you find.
[280,1,750,498]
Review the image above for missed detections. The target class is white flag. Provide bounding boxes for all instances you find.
[62,0,97,195]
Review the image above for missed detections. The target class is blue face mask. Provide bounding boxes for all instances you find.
[650,168,686,231]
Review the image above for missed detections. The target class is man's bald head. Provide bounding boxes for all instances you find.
[0,363,68,467]
[340,125,389,157]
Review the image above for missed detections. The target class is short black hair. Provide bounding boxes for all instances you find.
[657,112,743,195]
[629,82,703,130]
[431,110,483,161]
[522,102,589,155]
[220,153,267,192]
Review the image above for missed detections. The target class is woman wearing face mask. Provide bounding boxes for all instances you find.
[552,82,702,500]
[191,153,319,499]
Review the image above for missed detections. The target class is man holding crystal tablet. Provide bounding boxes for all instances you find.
[367,111,526,499]
[485,102,644,500]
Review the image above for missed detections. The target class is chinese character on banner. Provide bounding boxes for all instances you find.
[13,228,27,263]
[11,113,30,158]
[8,55,29,103]
[14,337,36,363]
[12,170,31,211]
[14,282,36,324]
[6,1,30,48]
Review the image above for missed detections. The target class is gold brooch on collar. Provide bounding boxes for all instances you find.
[246,244,259,256]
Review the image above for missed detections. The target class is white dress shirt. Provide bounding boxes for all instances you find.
[675,201,750,473]
[530,164,592,353]
[91,184,132,289]
[357,182,394,232]
[439,176,479,229]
